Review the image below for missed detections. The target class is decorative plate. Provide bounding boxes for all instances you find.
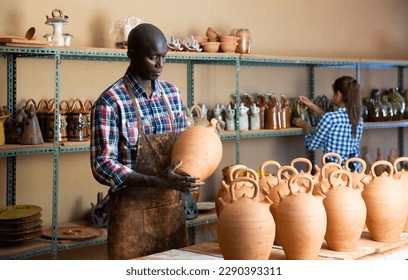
[196,202,216,212]
[0,225,42,237]
[0,219,42,232]
[0,205,42,221]
[42,226,103,240]
[0,230,42,243]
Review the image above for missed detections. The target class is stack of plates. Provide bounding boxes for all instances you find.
[0,205,43,244]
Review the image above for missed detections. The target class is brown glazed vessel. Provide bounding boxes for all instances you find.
[393,157,408,232]
[172,118,223,182]
[322,170,367,251]
[273,173,326,260]
[217,177,275,260]
[215,165,259,217]
[361,160,408,242]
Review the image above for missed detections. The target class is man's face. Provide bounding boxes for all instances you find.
[132,38,168,81]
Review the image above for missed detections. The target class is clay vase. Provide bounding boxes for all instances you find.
[273,173,326,260]
[322,170,367,251]
[313,162,342,196]
[344,157,367,189]
[67,98,88,141]
[361,160,408,242]
[215,165,259,217]
[172,118,223,182]
[258,160,282,196]
[217,176,275,260]
[268,165,298,246]
[392,157,408,232]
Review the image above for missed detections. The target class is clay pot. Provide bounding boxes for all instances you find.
[393,157,408,232]
[345,157,367,189]
[273,173,326,259]
[321,152,342,166]
[189,104,209,127]
[67,98,88,141]
[202,42,220,53]
[220,42,238,53]
[206,27,220,42]
[362,160,408,242]
[215,165,259,217]
[322,170,367,251]
[217,177,275,260]
[172,118,223,182]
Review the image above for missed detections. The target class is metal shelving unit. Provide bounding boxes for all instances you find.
[1,46,408,259]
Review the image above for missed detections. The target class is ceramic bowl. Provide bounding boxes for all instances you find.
[194,35,208,46]
[202,42,221,53]
[206,27,220,42]
[220,42,238,53]
[219,35,239,43]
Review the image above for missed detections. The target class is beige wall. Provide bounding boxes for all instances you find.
[1,0,408,259]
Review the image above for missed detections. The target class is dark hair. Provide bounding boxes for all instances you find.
[332,76,362,137]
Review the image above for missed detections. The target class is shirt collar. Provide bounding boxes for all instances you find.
[124,68,161,99]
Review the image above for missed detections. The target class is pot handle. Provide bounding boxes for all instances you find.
[276,165,298,184]
[288,173,315,194]
[227,164,248,182]
[259,160,281,179]
[344,157,367,174]
[23,99,37,112]
[290,157,312,174]
[322,152,342,166]
[370,160,393,178]
[328,169,353,189]
[393,156,408,173]
[230,166,259,183]
[190,104,203,118]
[229,176,259,202]
[321,162,342,179]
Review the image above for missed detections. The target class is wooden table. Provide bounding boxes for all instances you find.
[137,231,408,260]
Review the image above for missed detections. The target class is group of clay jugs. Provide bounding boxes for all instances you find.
[361,159,408,242]
[217,176,275,260]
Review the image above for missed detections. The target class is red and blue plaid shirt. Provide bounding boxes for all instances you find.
[90,68,187,189]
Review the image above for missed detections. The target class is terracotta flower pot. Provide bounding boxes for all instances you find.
[273,173,326,260]
[217,177,275,260]
[322,170,367,251]
[362,160,408,242]
[172,118,223,182]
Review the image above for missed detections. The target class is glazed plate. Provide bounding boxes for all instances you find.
[42,226,103,240]
[0,205,42,221]
[197,202,215,212]
[0,229,42,244]
[0,219,43,232]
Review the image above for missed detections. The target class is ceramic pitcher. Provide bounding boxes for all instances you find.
[217,176,275,260]
[322,170,367,251]
[361,160,408,242]
[274,173,326,260]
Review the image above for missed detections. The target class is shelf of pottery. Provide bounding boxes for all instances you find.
[2,44,408,259]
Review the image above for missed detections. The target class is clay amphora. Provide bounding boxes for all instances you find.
[322,170,367,251]
[274,173,326,260]
[215,165,259,217]
[172,118,223,182]
[344,157,367,189]
[217,177,275,260]
[313,162,342,196]
[392,157,408,232]
[361,160,408,242]
[67,98,88,141]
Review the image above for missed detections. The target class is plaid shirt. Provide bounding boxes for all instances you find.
[305,107,363,171]
[90,68,187,189]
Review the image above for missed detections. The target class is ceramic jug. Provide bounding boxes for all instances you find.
[392,157,408,232]
[84,99,94,138]
[216,165,259,217]
[273,173,326,259]
[249,103,260,130]
[190,104,209,127]
[313,162,342,196]
[322,170,367,251]
[238,103,249,131]
[67,98,88,141]
[217,177,275,259]
[258,160,281,196]
[361,160,408,242]
[172,118,223,182]
[225,103,235,131]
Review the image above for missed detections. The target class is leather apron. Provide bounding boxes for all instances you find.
[107,78,187,260]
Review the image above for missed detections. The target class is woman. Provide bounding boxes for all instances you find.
[294,76,363,171]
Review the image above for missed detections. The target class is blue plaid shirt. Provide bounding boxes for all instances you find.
[305,107,363,170]
[90,68,187,189]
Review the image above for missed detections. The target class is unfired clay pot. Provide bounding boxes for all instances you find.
[172,118,222,182]
[217,176,275,260]
[322,170,367,251]
[273,173,326,260]
[361,160,408,242]
[313,162,342,196]
[258,160,281,196]
[393,157,408,232]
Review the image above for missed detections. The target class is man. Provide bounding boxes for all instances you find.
[90,23,203,259]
